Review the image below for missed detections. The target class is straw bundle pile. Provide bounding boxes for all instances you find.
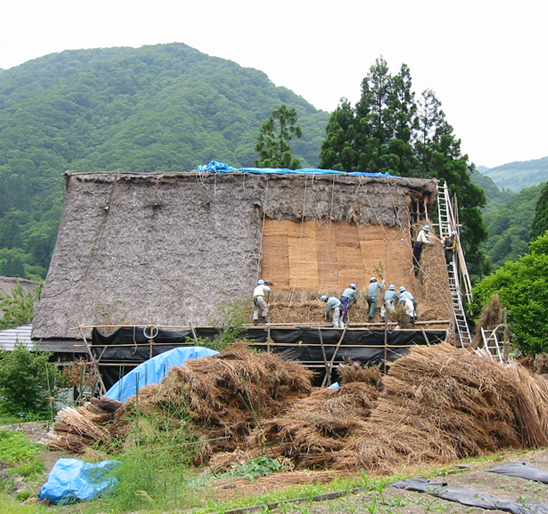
[46,398,121,452]
[333,342,548,473]
[114,342,314,457]
[337,361,383,390]
[223,382,379,470]
[471,294,503,350]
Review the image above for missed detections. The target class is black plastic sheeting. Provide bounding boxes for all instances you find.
[390,478,548,513]
[91,327,446,389]
[486,462,548,484]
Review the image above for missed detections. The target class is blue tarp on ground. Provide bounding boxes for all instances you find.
[194,160,393,177]
[39,458,120,504]
[105,346,219,403]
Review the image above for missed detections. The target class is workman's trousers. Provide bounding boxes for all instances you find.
[331,307,344,328]
[413,242,423,269]
[367,297,378,319]
[340,296,350,322]
[252,296,268,321]
[380,299,396,320]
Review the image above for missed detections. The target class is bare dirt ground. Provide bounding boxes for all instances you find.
[213,448,548,514]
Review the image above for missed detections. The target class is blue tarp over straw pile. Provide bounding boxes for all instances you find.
[105,346,219,403]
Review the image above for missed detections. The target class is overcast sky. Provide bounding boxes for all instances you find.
[1,0,546,169]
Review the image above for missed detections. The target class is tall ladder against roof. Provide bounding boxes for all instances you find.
[437,182,473,348]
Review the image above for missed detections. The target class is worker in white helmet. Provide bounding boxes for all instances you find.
[340,283,357,323]
[412,224,433,275]
[380,284,399,322]
[253,279,271,325]
[321,295,344,328]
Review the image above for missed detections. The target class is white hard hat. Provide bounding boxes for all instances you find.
[452,231,458,236]
[320,295,328,302]
[370,277,377,282]
[399,286,406,292]
[389,284,395,290]
[350,284,356,289]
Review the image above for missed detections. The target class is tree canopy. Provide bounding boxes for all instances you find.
[473,230,548,355]
[255,104,302,168]
[530,182,548,241]
[320,57,487,278]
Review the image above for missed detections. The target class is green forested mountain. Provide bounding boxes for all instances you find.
[481,156,548,192]
[470,168,514,212]
[0,44,330,279]
[480,184,543,269]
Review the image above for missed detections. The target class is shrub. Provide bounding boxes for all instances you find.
[0,343,66,418]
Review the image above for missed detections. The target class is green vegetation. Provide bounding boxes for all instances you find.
[481,184,543,269]
[0,285,40,329]
[0,343,66,419]
[481,156,548,192]
[0,431,44,477]
[530,182,548,241]
[255,104,303,169]
[0,44,330,279]
[473,230,548,355]
[319,56,487,278]
[470,168,514,213]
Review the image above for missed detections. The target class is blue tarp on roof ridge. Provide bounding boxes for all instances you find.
[194,160,394,177]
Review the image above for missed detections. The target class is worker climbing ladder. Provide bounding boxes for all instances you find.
[437,182,473,348]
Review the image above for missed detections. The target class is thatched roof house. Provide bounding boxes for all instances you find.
[33,169,450,340]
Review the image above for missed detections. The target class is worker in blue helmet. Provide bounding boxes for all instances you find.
[412,224,433,276]
[380,284,399,322]
[443,230,458,271]
[253,279,271,325]
[366,277,385,322]
[321,295,344,328]
[340,283,357,324]
[399,286,418,323]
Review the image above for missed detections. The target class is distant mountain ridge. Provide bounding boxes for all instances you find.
[480,156,548,192]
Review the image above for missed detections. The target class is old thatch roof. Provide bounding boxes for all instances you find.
[33,171,439,339]
[0,276,40,297]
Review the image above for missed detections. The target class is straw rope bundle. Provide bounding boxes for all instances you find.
[337,361,383,389]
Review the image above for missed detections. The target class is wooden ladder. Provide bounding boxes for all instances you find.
[479,326,504,362]
[437,182,473,348]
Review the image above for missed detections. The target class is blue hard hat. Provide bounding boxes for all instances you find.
[399,286,406,292]
[389,284,395,290]
[452,231,458,236]
[257,279,265,285]
[423,225,430,231]
[370,277,377,282]
[320,295,328,302]
[350,284,356,289]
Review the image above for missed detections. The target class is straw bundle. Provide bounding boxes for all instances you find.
[333,343,546,473]
[115,342,314,457]
[239,382,379,469]
[337,361,383,390]
[46,405,114,453]
[471,294,503,350]
[535,353,548,375]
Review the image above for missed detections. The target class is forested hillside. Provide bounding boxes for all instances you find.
[481,156,548,192]
[481,184,543,269]
[470,169,514,213]
[0,44,330,279]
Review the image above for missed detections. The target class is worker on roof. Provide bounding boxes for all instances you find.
[443,230,458,271]
[366,277,385,322]
[253,279,271,325]
[412,224,433,276]
[340,284,357,324]
[321,295,344,328]
[380,284,399,322]
[399,286,418,323]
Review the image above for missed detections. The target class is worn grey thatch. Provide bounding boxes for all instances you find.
[33,171,438,339]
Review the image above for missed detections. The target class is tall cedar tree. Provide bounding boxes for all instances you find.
[255,104,303,169]
[530,182,548,241]
[320,57,488,279]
